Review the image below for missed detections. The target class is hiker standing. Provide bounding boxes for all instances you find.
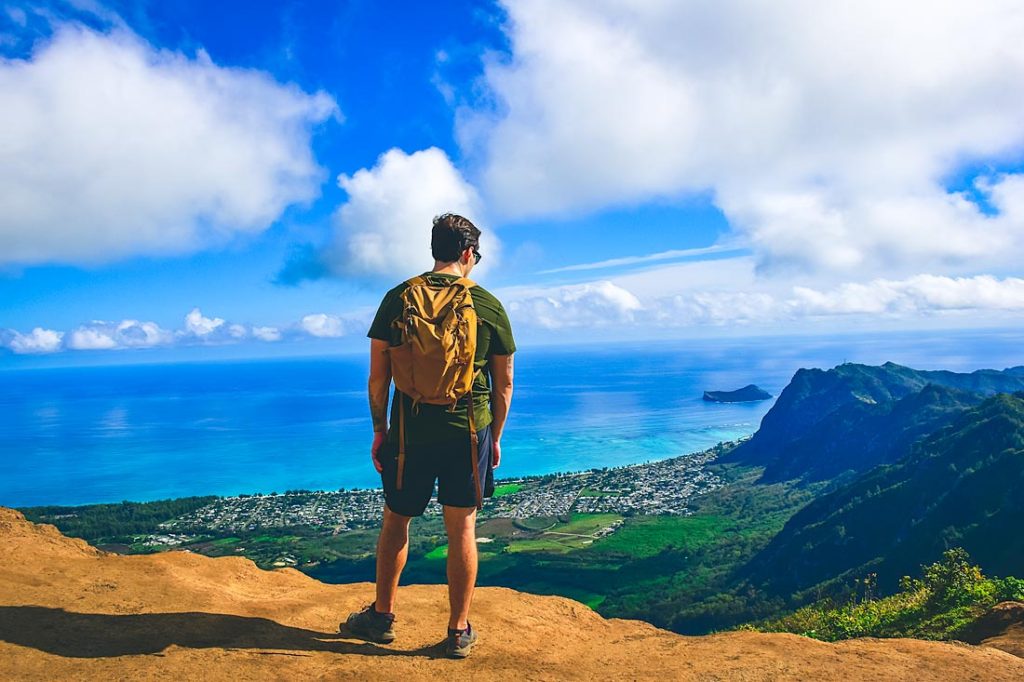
[344,213,516,658]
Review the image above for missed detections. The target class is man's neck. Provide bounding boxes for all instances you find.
[430,260,468,277]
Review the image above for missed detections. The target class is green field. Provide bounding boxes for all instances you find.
[492,483,522,497]
[590,515,731,559]
[424,544,448,560]
[200,536,240,548]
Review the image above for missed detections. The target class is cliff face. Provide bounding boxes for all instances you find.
[1,507,1023,681]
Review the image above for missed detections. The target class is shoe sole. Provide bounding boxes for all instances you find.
[340,622,396,644]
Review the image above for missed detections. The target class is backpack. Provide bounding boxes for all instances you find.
[387,274,484,508]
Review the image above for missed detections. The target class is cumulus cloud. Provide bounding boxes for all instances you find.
[463,0,1024,274]
[790,275,1024,317]
[0,307,371,355]
[0,24,337,266]
[289,147,497,283]
[66,319,173,350]
[3,327,64,354]
[300,313,344,338]
[183,308,225,337]
[505,281,642,329]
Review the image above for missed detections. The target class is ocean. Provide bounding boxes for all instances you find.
[2,330,1021,508]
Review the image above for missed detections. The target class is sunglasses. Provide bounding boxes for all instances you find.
[473,248,482,265]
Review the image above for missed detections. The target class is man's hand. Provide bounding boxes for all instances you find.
[492,439,501,469]
[371,431,387,473]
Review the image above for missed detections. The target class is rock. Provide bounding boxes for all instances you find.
[958,601,1024,658]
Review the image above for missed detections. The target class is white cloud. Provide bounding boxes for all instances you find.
[67,326,118,350]
[505,280,642,329]
[0,24,337,266]
[463,0,1024,274]
[791,275,1024,317]
[5,327,64,354]
[183,308,225,337]
[2,308,375,355]
[323,147,496,281]
[66,319,173,350]
[300,313,344,338]
[252,325,282,342]
[183,307,225,337]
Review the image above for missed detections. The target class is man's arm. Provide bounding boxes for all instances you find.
[368,338,392,472]
[488,353,514,468]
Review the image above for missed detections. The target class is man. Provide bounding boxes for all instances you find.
[344,213,516,659]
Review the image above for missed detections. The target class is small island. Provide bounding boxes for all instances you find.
[703,384,772,403]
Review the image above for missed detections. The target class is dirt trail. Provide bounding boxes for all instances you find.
[1,507,1022,681]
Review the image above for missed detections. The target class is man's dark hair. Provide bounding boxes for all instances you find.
[431,213,481,263]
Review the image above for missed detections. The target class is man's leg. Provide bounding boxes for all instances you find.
[443,504,478,630]
[375,504,413,613]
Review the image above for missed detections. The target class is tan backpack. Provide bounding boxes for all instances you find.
[387,274,484,508]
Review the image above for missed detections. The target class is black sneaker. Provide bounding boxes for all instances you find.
[445,622,478,659]
[342,602,396,644]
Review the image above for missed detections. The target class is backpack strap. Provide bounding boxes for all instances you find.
[466,369,483,510]
[396,392,406,492]
[449,277,476,294]
[405,275,427,288]
[466,389,481,510]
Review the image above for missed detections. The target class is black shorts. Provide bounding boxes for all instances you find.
[380,425,495,517]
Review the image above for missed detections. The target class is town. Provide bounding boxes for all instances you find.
[161,440,740,537]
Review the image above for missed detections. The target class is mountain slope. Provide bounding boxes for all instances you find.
[726,362,1024,483]
[2,508,1022,680]
[745,393,1024,597]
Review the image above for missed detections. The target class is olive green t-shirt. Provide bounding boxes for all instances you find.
[367,272,517,445]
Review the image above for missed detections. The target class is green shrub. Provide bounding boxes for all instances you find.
[747,548,1018,642]
[996,576,1024,602]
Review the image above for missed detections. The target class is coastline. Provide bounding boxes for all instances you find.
[18,437,749,521]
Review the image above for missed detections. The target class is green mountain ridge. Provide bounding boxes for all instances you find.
[745,392,1024,598]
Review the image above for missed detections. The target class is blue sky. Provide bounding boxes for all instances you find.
[2,0,1024,366]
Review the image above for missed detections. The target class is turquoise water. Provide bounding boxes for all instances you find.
[2,331,1021,507]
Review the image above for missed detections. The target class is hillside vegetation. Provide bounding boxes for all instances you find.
[746,393,1024,597]
[751,548,1024,642]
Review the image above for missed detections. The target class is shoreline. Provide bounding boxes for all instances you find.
[14,436,751,515]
